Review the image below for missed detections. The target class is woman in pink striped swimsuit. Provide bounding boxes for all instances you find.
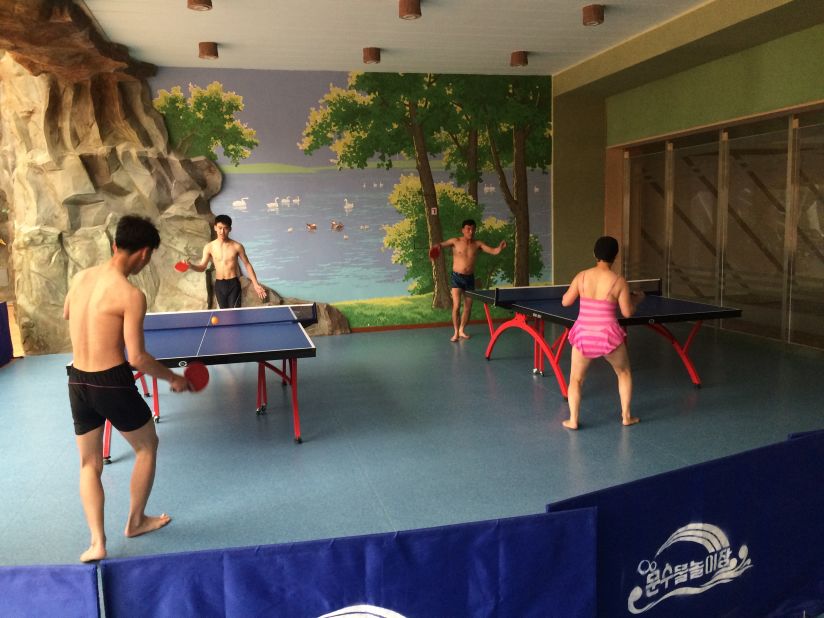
[561,236,644,430]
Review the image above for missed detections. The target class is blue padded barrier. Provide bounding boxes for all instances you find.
[0,302,12,367]
[101,510,596,618]
[548,431,824,618]
[0,563,99,617]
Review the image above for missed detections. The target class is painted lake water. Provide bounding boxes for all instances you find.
[213,168,551,303]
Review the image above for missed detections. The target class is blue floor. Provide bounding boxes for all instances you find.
[1,322,822,566]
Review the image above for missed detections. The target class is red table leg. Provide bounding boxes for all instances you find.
[137,373,150,397]
[485,313,569,398]
[256,361,267,413]
[646,320,704,386]
[288,358,302,443]
[151,377,159,422]
[258,359,303,443]
[102,420,113,464]
[481,303,495,336]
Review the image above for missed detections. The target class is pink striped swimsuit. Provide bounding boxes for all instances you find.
[568,273,626,359]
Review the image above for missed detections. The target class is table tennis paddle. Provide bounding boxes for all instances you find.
[174,261,189,273]
[428,245,441,260]
[183,361,209,392]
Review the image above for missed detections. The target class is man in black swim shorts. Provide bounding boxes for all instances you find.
[68,363,153,434]
[450,271,476,291]
[214,277,242,309]
[64,215,190,563]
[431,219,506,342]
[186,214,267,308]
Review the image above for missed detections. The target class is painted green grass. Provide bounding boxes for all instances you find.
[334,293,513,329]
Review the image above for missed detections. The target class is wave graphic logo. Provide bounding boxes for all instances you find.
[318,605,407,618]
[627,522,754,614]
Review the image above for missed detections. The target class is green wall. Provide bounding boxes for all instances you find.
[551,93,606,284]
[607,23,824,146]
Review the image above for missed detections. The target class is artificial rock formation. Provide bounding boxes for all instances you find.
[0,1,348,353]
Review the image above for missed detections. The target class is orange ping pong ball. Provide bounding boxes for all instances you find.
[210,316,219,325]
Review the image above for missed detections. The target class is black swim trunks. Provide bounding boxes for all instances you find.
[450,271,475,290]
[215,277,242,308]
[68,362,152,435]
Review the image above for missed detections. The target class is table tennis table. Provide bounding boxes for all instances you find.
[97,304,317,462]
[467,280,741,398]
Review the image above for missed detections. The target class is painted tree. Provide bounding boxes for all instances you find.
[435,75,551,285]
[153,81,259,166]
[485,76,551,285]
[384,176,542,293]
[437,74,494,203]
[299,72,453,309]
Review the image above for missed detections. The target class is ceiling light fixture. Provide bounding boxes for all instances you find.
[510,51,528,67]
[187,0,212,10]
[582,4,604,26]
[198,42,219,59]
[399,0,421,20]
[363,47,381,64]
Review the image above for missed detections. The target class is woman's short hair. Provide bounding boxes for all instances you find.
[593,236,619,263]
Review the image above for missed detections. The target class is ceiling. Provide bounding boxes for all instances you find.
[79,0,710,76]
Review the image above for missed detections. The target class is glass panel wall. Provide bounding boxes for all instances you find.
[790,122,824,347]
[625,109,824,349]
[722,129,788,340]
[626,151,666,281]
[671,143,719,303]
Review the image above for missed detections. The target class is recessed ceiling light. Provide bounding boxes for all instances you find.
[582,4,604,26]
[510,51,528,67]
[198,42,218,59]
[187,0,212,11]
[399,0,421,20]
[363,47,381,64]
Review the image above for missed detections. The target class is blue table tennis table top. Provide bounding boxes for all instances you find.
[467,283,742,327]
[143,305,316,367]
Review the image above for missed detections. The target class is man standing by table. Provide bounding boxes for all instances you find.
[431,219,506,342]
[64,215,190,562]
[187,214,267,308]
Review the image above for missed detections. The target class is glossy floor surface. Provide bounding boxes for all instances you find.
[1,322,822,566]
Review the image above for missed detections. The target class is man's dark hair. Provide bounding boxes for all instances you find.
[593,236,619,263]
[461,219,476,228]
[215,214,233,227]
[115,215,160,253]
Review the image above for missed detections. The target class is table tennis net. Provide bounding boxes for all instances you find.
[493,279,661,305]
[144,304,317,331]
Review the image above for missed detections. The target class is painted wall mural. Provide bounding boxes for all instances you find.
[150,69,552,310]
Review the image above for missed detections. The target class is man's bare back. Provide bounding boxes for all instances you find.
[65,216,189,562]
[66,264,142,371]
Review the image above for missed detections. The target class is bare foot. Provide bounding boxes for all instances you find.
[80,542,106,563]
[458,332,470,339]
[562,419,579,430]
[622,416,640,426]
[450,334,459,342]
[125,513,171,538]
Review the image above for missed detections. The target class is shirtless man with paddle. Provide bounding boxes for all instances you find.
[181,214,267,308]
[430,219,506,342]
[64,215,191,562]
